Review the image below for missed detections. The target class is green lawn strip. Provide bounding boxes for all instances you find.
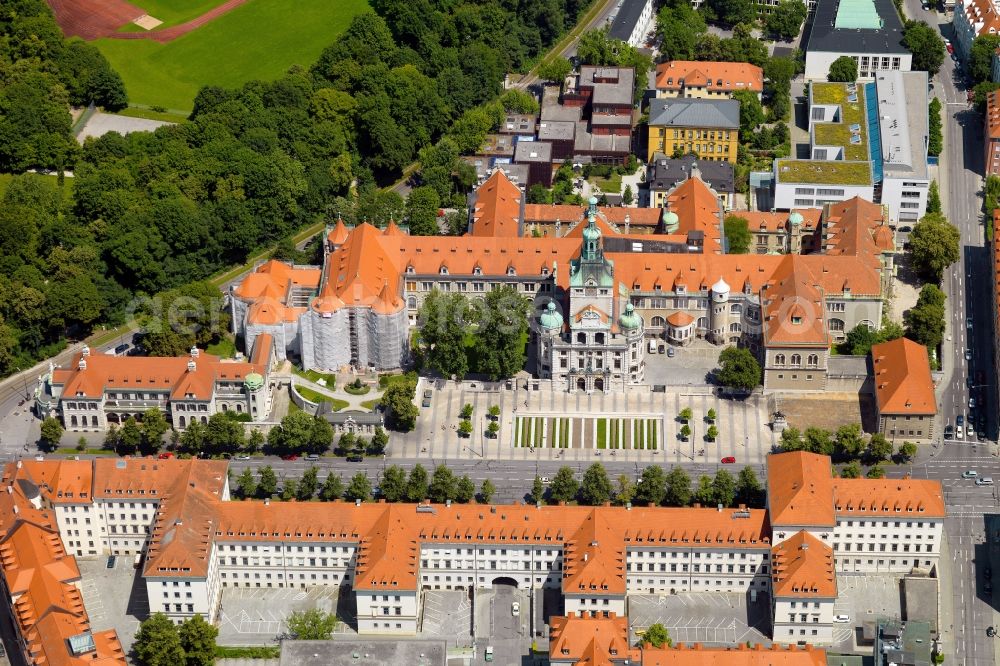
[214,646,281,659]
[649,420,658,450]
[360,399,380,411]
[596,418,607,449]
[56,447,115,456]
[95,0,371,110]
[115,106,188,122]
[292,366,337,389]
[561,419,569,448]
[293,386,347,411]
[534,417,543,447]
[610,419,619,449]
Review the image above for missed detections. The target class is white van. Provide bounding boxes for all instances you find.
[648,339,656,353]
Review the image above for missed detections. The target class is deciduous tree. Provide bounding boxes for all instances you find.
[178,614,218,666]
[903,21,946,76]
[549,466,579,503]
[286,609,337,640]
[134,614,185,666]
[715,346,761,390]
[580,463,613,505]
[346,473,372,501]
[909,212,960,281]
[724,216,751,254]
[635,466,667,505]
[828,56,858,82]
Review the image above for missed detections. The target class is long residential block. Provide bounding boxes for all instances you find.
[0,451,943,646]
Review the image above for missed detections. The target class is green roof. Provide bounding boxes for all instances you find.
[810,83,869,162]
[835,0,883,29]
[776,159,872,186]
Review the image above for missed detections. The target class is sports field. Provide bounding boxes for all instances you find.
[121,0,227,29]
[95,0,370,112]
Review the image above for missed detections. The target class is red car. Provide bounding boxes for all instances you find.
[157,452,174,459]
[946,43,954,54]
[281,454,299,461]
[721,456,736,464]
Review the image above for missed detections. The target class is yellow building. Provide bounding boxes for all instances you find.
[647,98,740,164]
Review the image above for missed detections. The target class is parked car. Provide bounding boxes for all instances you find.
[944,425,955,439]
[306,453,320,460]
[969,397,976,409]
[157,452,174,459]
[235,455,250,460]
[511,602,520,617]
[966,349,973,361]
[967,317,974,329]
[106,555,117,569]
[666,346,676,358]
[281,454,299,461]
[957,415,965,427]
[834,614,851,623]
[347,455,364,462]
[721,456,736,464]
[485,646,494,662]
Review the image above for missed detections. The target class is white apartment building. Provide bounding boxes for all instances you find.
[3,452,944,642]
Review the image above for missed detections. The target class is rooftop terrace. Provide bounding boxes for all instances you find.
[775,159,873,186]
[810,83,869,162]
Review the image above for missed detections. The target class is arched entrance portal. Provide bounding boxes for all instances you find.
[576,377,586,391]
[492,576,518,589]
[594,378,604,392]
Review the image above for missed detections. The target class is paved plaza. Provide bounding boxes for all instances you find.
[394,381,777,467]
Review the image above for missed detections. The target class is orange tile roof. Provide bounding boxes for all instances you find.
[329,218,350,245]
[524,204,662,229]
[664,178,723,253]
[666,311,694,327]
[823,197,893,265]
[871,338,935,416]
[770,531,836,598]
[0,463,126,666]
[472,169,522,237]
[762,256,830,347]
[655,61,764,94]
[831,478,945,518]
[550,612,638,665]
[641,642,827,665]
[735,209,821,233]
[767,452,835,528]
[988,90,1000,140]
[52,348,266,402]
[964,0,1000,47]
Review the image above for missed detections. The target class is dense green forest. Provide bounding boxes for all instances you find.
[0,0,593,377]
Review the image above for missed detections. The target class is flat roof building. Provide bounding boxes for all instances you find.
[804,0,911,80]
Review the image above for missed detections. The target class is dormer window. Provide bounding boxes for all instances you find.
[473,266,482,275]
[792,316,802,325]
[406,265,415,274]
[439,265,448,275]
[507,267,516,276]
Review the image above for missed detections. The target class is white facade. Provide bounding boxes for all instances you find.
[832,516,942,573]
[773,180,875,211]
[804,51,911,81]
[773,597,836,644]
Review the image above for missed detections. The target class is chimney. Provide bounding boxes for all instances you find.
[78,358,87,371]
[717,503,723,512]
[583,553,589,562]
[81,345,90,357]
[187,360,196,373]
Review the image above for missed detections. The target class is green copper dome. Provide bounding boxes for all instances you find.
[539,301,563,331]
[619,302,641,330]
[788,211,804,226]
[245,373,264,391]
[662,209,679,233]
[588,195,598,206]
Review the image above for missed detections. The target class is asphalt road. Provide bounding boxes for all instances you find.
[909,2,1000,662]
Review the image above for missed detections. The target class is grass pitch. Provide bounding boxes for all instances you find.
[96,0,370,112]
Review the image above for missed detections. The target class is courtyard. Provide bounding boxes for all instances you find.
[216,586,346,646]
[628,592,772,647]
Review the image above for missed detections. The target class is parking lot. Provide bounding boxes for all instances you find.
[628,592,771,647]
[470,586,531,666]
[78,557,149,653]
[644,343,721,387]
[831,574,904,650]
[420,590,471,638]
[216,586,344,645]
